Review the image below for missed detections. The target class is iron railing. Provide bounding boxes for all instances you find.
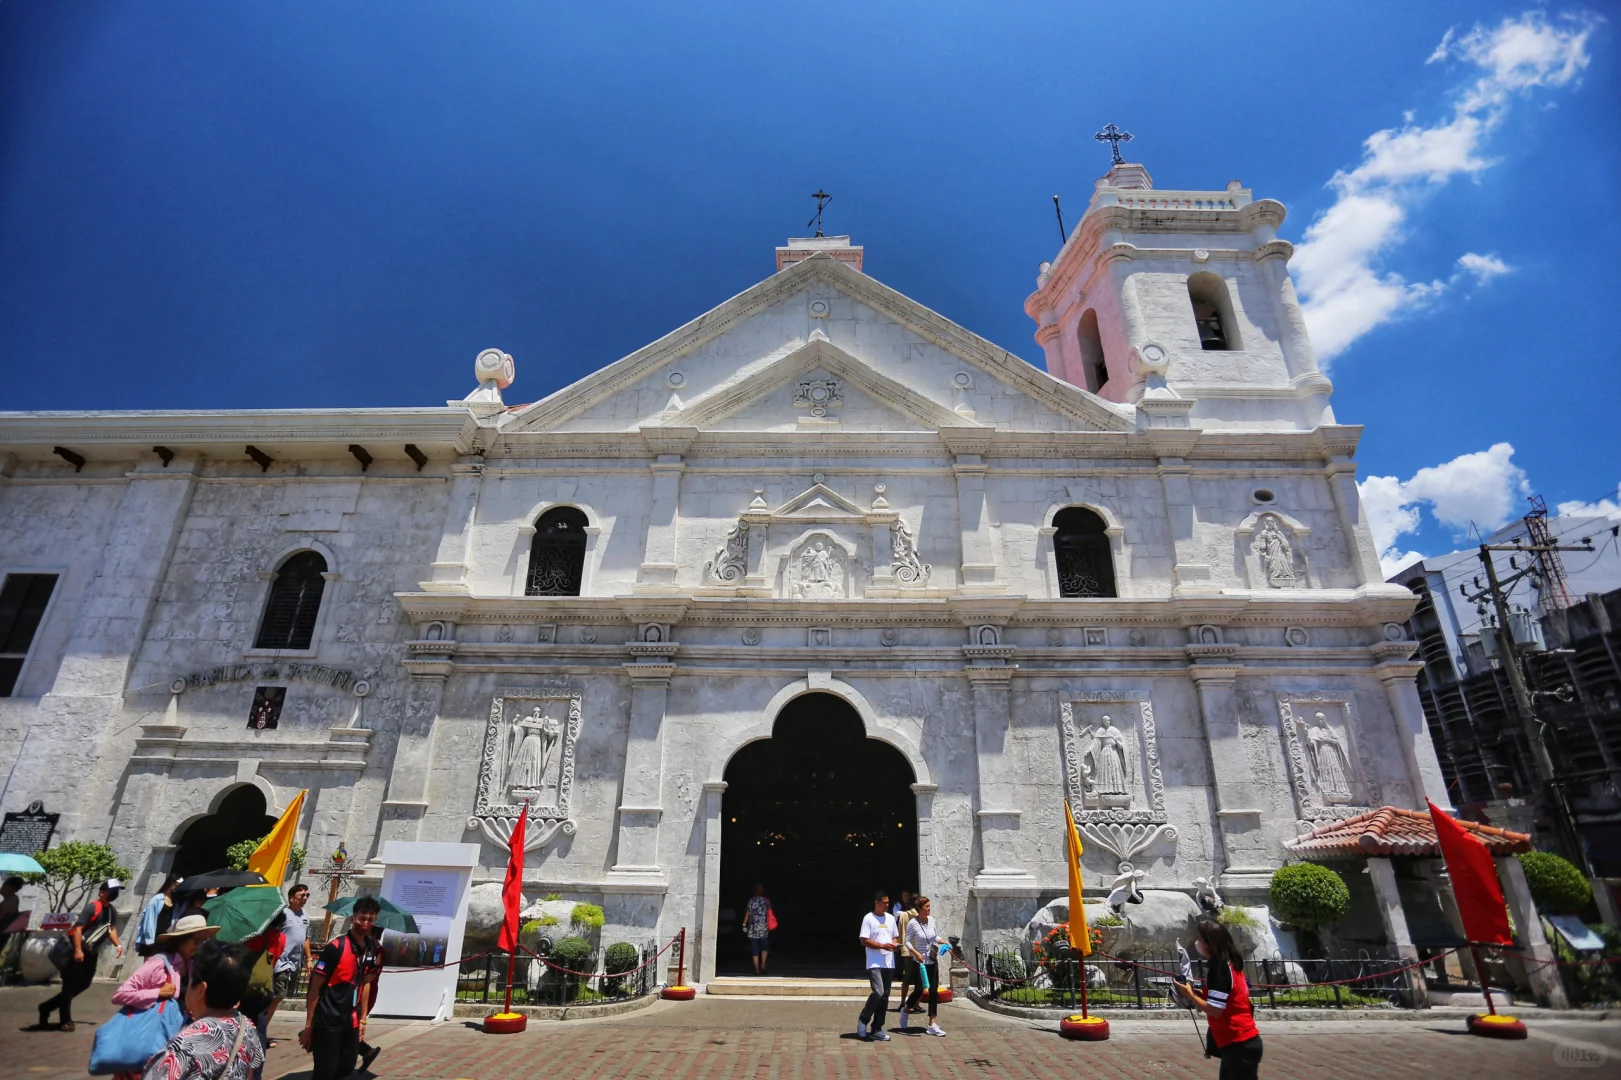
[968,943,1412,1010]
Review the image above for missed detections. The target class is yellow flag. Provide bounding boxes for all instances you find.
[1064,798,1091,956]
[247,789,307,887]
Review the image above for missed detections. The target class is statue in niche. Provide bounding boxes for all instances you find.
[1080,715,1134,809]
[1307,711,1353,804]
[507,706,564,797]
[794,540,845,599]
[1254,516,1298,588]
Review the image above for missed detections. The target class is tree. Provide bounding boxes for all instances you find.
[225,836,307,876]
[23,841,134,913]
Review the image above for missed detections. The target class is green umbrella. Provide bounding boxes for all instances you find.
[324,894,419,933]
[203,885,287,942]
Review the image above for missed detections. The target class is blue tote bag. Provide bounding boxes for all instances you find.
[89,969,186,1076]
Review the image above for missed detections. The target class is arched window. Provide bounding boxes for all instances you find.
[1077,309,1108,393]
[526,507,589,596]
[1053,507,1117,598]
[1187,272,1241,352]
[254,551,327,650]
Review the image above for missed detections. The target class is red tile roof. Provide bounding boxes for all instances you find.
[1286,806,1533,859]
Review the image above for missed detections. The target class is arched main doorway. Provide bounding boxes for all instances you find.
[172,785,277,878]
[718,693,918,975]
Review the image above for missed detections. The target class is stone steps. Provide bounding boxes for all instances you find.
[707,977,872,997]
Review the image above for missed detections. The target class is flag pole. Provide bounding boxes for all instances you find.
[484,800,529,1034]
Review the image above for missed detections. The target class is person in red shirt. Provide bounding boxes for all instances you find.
[298,896,381,1080]
[1173,917,1263,1080]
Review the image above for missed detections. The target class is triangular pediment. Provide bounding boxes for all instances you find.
[771,482,868,520]
[500,254,1133,436]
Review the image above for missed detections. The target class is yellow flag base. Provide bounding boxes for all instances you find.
[661,986,697,1000]
[482,1012,527,1034]
[1466,1013,1527,1039]
[1060,1015,1110,1041]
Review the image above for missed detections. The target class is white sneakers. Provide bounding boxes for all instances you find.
[925,1023,946,1037]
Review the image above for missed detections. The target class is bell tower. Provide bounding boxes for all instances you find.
[1025,150,1334,431]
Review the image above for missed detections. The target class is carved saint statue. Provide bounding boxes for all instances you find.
[507,707,563,795]
[1082,715,1132,808]
[1254,516,1297,588]
[796,541,843,599]
[1307,711,1353,804]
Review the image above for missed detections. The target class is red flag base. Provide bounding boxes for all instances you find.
[935,987,954,1003]
[1466,1013,1527,1039]
[1059,1015,1110,1041]
[661,985,697,1000]
[483,1011,528,1034]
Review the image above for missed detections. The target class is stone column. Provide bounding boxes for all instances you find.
[34,459,198,840]
[424,461,482,592]
[1188,657,1275,889]
[637,456,684,591]
[1366,856,1429,1007]
[968,665,1033,890]
[611,657,674,883]
[1495,855,1569,1009]
[952,454,1000,590]
[697,780,727,984]
[1376,660,1452,808]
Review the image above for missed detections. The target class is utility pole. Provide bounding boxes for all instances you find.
[1468,537,1596,871]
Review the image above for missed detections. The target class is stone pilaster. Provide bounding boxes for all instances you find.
[611,650,675,883]
[1495,855,1569,1009]
[636,447,688,592]
[37,459,198,840]
[1154,453,1213,595]
[375,670,446,852]
[422,461,483,593]
[968,664,1033,891]
[1187,655,1275,889]
[948,442,1000,591]
[1375,659,1452,809]
[696,780,727,984]
[1366,856,1429,1007]
[1325,455,1383,587]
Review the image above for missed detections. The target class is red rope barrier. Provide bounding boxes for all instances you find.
[1096,948,1454,990]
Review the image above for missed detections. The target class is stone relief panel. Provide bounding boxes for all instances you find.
[786,531,854,599]
[469,685,583,853]
[1235,509,1312,590]
[889,519,931,587]
[705,517,750,584]
[1276,693,1381,826]
[1059,692,1177,873]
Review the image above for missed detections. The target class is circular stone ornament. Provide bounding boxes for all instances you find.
[483,1011,528,1034]
[661,985,697,1001]
[1059,1014,1110,1040]
[1466,1013,1527,1039]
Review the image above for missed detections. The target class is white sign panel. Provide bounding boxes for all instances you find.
[369,842,479,1021]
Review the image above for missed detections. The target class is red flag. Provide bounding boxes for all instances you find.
[497,802,528,954]
[1428,800,1513,946]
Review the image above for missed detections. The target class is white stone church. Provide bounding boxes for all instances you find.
[0,161,1447,980]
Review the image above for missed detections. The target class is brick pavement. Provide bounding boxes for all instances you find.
[5,988,1619,1080]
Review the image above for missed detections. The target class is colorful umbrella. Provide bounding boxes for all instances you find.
[0,853,45,875]
[324,894,419,934]
[203,885,287,942]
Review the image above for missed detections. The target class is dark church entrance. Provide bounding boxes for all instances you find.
[171,785,277,879]
[717,693,918,976]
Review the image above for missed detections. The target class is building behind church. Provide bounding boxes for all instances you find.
[0,161,1449,981]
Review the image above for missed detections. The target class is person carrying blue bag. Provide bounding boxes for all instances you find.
[91,914,219,1078]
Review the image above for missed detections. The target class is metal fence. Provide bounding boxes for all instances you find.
[967,943,1412,1010]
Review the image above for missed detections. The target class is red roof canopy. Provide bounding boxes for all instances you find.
[1287,806,1533,859]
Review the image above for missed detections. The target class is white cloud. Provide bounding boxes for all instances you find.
[1358,442,1530,576]
[1457,251,1511,282]
[1557,484,1621,520]
[1295,11,1596,365]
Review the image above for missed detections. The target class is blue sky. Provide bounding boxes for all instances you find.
[1,2,1615,572]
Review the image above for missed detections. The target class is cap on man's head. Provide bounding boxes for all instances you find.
[104,878,123,893]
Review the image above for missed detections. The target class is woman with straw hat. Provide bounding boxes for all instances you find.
[103,915,220,1080]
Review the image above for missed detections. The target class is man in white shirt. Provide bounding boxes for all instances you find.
[855,890,899,1041]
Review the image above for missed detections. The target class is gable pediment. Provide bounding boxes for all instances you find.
[501,253,1133,436]
[770,481,869,521]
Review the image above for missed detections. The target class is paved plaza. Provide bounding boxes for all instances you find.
[4,988,1620,1080]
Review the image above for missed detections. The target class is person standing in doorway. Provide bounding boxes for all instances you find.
[900,896,948,1036]
[743,883,772,976]
[36,878,124,1032]
[266,883,313,1043]
[298,896,382,1080]
[854,891,898,1042]
[134,877,183,958]
[1173,917,1263,1080]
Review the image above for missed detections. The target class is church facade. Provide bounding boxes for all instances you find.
[0,163,1446,980]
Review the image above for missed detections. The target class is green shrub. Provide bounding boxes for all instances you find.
[1093,912,1124,927]
[988,951,1025,981]
[520,919,541,936]
[1217,906,1260,931]
[542,892,563,902]
[23,842,134,912]
[571,902,606,929]
[1269,863,1349,931]
[603,941,640,993]
[547,935,595,1000]
[225,835,307,876]
[1518,851,1592,915]
[537,914,559,927]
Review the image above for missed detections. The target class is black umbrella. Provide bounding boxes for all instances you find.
[180,869,268,892]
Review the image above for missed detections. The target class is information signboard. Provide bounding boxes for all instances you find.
[368,842,478,1021]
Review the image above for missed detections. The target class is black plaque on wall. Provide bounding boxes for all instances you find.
[0,801,58,855]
